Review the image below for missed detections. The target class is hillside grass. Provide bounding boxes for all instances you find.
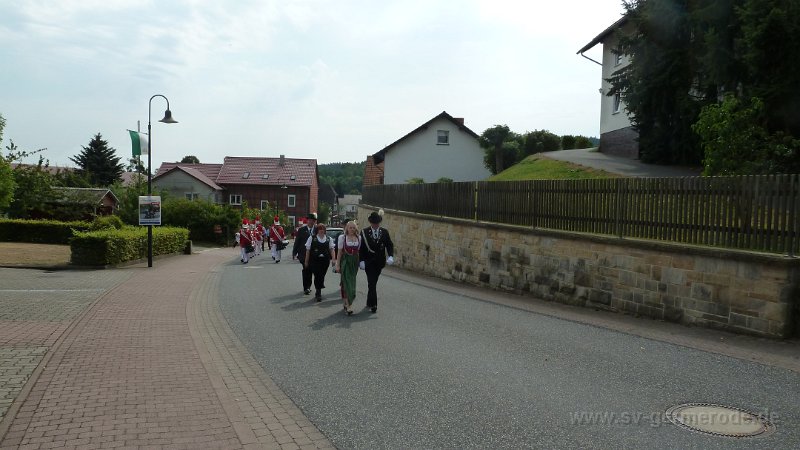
[488,155,620,181]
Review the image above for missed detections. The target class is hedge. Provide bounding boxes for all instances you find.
[0,218,91,244]
[70,226,189,266]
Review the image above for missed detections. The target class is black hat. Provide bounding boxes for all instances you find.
[368,211,382,224]
[307,212,318,220]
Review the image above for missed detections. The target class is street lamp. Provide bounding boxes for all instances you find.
[147,94,178,267]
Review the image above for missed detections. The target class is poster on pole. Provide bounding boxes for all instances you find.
[138,196,162,225]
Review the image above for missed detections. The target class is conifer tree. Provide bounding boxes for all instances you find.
[70,133,124,187]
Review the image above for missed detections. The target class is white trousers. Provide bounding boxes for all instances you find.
[240,246,249,263]
[271,245,281,262]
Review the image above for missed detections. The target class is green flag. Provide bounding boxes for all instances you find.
[128,130,148,156]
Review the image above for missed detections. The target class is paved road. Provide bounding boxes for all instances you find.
[219,256,800,449]
[540,148,703,177]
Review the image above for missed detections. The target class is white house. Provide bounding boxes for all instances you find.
[373,111,491,184]
[578,16,639,159]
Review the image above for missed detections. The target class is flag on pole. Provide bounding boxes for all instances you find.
[128,130,148,156]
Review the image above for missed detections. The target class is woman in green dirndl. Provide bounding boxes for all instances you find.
[335,220,360,315]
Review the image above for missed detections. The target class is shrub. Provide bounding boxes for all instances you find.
[0,218,90,244]
[89,215,124,231]
[161,198,240,244]
[70,226,189,266]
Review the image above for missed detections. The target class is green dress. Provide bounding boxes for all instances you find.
[339,236,360,305]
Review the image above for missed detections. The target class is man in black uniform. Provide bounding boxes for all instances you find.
[359,210,394,313]
[292,213,318,295]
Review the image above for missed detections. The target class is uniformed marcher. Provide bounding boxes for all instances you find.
[292,213,318,295]
[359,210,394,313]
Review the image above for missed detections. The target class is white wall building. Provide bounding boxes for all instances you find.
[374,111,491,184]
[578,17,639,159]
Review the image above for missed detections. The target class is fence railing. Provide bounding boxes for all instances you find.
[362,174,800,255]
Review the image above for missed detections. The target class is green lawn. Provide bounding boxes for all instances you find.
[488,155,619,181]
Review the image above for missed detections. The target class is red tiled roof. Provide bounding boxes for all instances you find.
[363,155,384,187]
[216,156,317,187]
[153,165,223,190]
[154,162,223,180]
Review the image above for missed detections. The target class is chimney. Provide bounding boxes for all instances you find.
[279,154,285,166]
[454,117,464,125]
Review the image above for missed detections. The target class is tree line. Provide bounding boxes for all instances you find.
[479,127,596,174]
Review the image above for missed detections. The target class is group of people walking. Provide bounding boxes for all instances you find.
[291,210,394,314]
[234,215,288,264]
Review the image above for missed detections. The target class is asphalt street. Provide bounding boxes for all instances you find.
[218,254,800,449]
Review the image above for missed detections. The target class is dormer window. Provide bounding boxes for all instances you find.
[290,175,296,180]
[242,172,250,179]
[262,174,269,179]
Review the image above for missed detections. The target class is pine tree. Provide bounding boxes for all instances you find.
[70,133,124,187]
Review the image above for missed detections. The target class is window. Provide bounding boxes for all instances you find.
[437,130,449,145]
[242,172,250,179]
[288,194,296,207]
[260,200,269,210]
[290,175,296,180]
[614,49,623,66]
[230,194,242,205]
[288,215,296,227]
[261,174,269,179]
[612,93,622,114]
[185,193,199,200]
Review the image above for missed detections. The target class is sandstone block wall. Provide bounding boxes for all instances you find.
[359,206,799,338]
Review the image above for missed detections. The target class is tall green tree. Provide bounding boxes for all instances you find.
[70,133,124,186]
[479,125,517,174]
[0,114,15,209]
[7,152,55,219]
[737,0,800,137]
[180,155,200,163]
[609,0,706,165]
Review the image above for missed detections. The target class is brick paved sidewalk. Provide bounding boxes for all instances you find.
[0,249,333,449]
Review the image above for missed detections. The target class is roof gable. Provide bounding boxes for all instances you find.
[154,163,223,180]
[154,165,223,190]
[373,111,480,164]
[577,15,628,54]
[51,187,119,205]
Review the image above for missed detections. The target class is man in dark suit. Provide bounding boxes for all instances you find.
[359,210,394,313]
[293,213,318,295]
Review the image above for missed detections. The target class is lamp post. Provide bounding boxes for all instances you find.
[147,94,178,267]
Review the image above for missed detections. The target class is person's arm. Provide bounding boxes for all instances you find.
[304,236,313,267]
[335,235,344,270]
[329,237,336,265]
[384,229,394,257]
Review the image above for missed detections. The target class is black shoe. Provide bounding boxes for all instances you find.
[315,295,322,302]
[370,306,377,313]
[304,289,311,295]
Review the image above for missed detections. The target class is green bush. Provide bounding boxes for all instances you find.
[70,226,189,266]
[161,198,241,244]
[0,218,91,244]
[694,96,800,175]
[89,215,124,231]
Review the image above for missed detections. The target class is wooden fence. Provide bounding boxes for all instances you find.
[362,174,800,255]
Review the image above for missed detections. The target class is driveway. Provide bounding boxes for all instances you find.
[540,148,703,178]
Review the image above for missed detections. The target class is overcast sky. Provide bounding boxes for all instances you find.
[0,0,624,168]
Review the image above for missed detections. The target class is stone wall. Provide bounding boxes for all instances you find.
[600,126,639,159]
[359,206,799,338]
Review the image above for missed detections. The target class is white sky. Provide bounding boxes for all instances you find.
[0,0,624,167]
